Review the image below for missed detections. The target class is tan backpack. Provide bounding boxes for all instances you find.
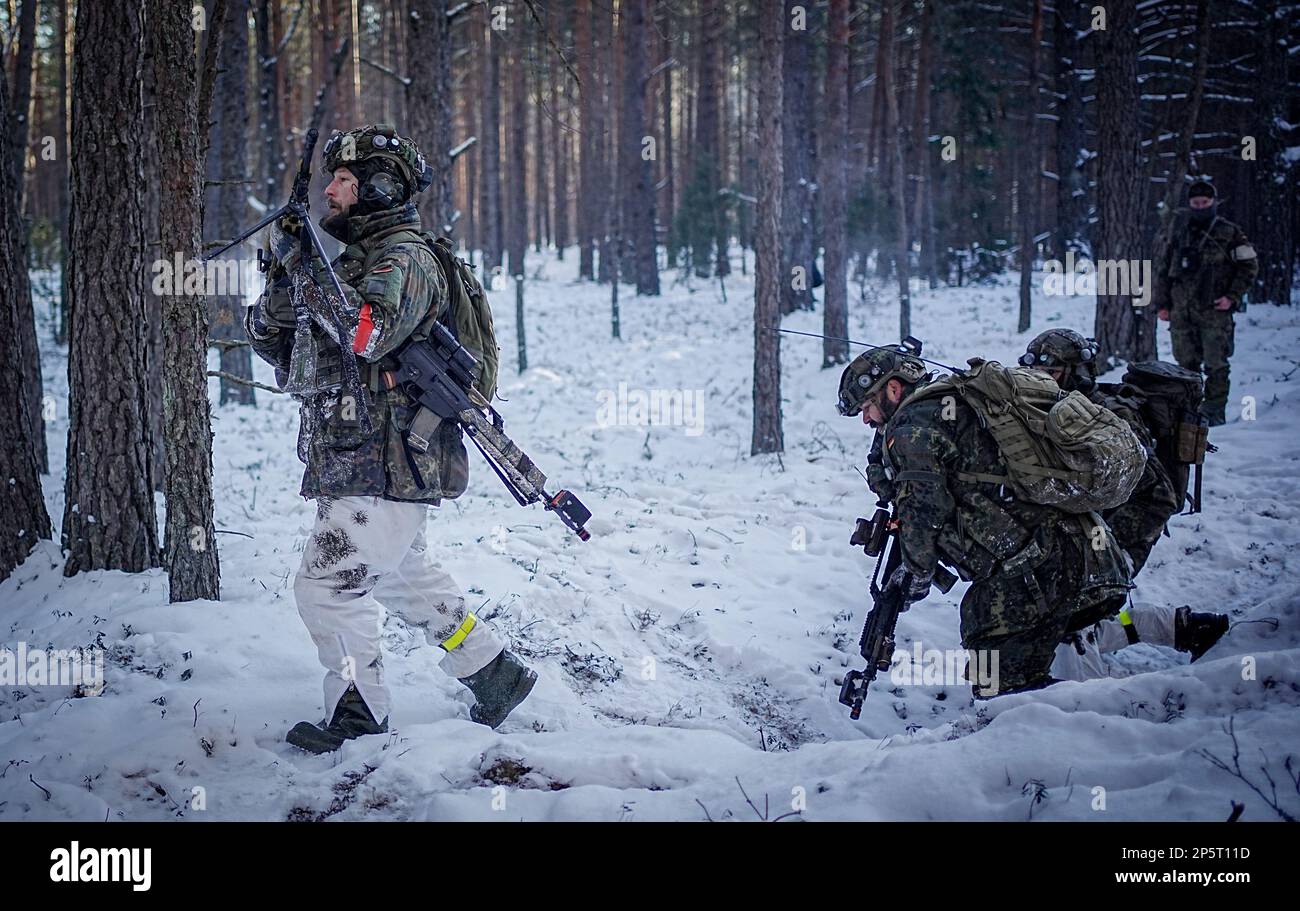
[911,359,1147,513]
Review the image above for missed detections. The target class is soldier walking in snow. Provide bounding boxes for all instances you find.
[245,124,536,753]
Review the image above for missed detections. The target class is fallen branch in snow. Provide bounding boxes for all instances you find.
[1198,716,1299,822]
[29,774,50,800]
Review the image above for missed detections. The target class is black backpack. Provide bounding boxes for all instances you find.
[1118,361,1212,513]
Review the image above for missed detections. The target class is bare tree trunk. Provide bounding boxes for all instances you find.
[534,23,548,253]
[913,0,937,289]
[204,0,256,406]
[7,0,45,474]
[656,0,674,267]
[551,1,570,258]
[0,57,51,583]
[695,0,722,278]
[407,0,454,234]
[620,0,658,295]
[479,9,502,274]
[881,0,910,340]
[752,0,783,456]
[576,0,595,278]
[55,0,71,345]
[595,0,615,284]
[1093,0,1153,365]
[1251,0,1294,306]
[508,31,527,277]
[63,0,160,576]
[1017,0,1043,333]
[780,0,815,314]
[256,0,282,208]
[148,0,221,601]
[1053,0,1087,257]
[7,0,37,206]
[822,0,850,367]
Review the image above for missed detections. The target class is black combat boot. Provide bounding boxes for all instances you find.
[287,685,388,754]
[1174,606,1230,662]
[458,649,537,728]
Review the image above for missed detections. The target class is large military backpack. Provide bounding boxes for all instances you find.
[364,231,500,401]
[1118,361,1210,513]
[911,359,1147,513]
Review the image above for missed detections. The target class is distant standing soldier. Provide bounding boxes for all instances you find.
[1154,178,1258,427]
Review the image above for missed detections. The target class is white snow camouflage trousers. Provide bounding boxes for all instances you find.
[294,495,504,724]
[1050,601,1179,681]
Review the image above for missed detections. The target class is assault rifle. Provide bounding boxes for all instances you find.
[205,128,372,432]
[389,322,593,541]
[839,503,956,719]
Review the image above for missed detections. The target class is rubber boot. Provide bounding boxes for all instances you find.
[458,649,537,728]
[1174,606,1230,662]
[287,685,388,754]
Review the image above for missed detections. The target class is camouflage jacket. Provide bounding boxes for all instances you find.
[1154,213,1259,312]
[877,384,1130,603]
[1092,383,1181,573]
[244,203,469,504]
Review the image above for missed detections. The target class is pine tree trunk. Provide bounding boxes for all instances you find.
[1252,0,1294,306]
[620,0,658,296]
[595,0,615,284]
[479,9,503,275]
[205,0,256,406]
[822,0,850,367]
[508,33,528,277]
[256,0,282,208]
[751,0,784,456]
[881,0,911,340]
[63,0,160,576]
[551,2,570,258]
[1017,0,1043,334]
[1093,0,1154,365]
[780,0,815,315]
[407,0,454,235]
[695,0,722,278]
[148,0,221,602]
[914,0,937,289]
[1053,0,1087,257]
[0,58,52,583]
[576,0,595,278]
[8,0,46,474]
[55,0,71,346]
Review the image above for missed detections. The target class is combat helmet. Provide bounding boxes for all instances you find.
[321,123,433,213]
[1020,328,1098,393]
[837,337,928,417]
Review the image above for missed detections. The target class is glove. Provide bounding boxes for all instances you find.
[887,563,933,606]
[267,216,303,273]
[254,284,297,331]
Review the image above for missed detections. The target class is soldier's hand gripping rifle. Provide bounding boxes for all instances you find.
[838,503,956,719]
[205,128,373,433]
[389,321,593,541]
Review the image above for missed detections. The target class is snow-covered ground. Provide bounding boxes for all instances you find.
[3,254,1298,822]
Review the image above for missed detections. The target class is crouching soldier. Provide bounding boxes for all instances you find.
[1022,329,1230,675]
[245,123,536,753]
[840,344,1131,696]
